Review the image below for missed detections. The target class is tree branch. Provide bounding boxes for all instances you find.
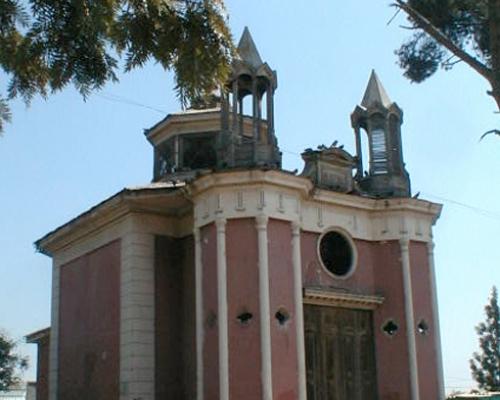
[386,8,401,26]
[487,0,500,110]
[480,129,500,141]
[394,0,493,83]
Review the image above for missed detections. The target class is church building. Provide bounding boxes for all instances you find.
[31,28,445,400]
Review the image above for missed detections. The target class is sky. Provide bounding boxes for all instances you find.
[0,0,499,395]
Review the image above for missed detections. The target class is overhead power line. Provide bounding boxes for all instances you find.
[96,92,167,115]
[421,192,500,220]
[94,91,500,221]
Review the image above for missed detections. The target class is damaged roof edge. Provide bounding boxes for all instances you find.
[143,108,221,138]
[34,183,185,257]
[26,327,50,343]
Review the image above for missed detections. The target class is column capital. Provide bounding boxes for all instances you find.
[255,214,269,230]
[427,240,435,254]
[215,217,227,232]
[193,227,201,242]
[291,220,301,236]
[399,236,410,250]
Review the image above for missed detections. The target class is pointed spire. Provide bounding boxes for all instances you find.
[237,27,263,69]
[361,70,392,109]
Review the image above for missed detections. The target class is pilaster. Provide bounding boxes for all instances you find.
[291,221,306,400]
[215,217,229,400]
[48,260,61,400]
[428,241,445,399]
[120,232,155,400]
[400,237,419,400]
[256,214,273,400]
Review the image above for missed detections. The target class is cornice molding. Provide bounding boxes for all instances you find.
[190,169,441,218]
[303,287,384,310]
[190,170,442,243]
[189,169,314,198]
[36,169,442,258]
[36,187,191,257]
[146,109,221,146]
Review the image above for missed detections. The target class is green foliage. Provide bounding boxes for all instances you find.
[0,0,234,133]
[397,32,446,83]
[0,98,11,133]
[470,286,500,391]
[0,331,28,391]
[396,0,491,82]
[394,0,500,113]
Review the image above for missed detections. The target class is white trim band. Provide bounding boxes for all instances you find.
[256,214,273,400]
[48,260,60,400]
[400,237,420,400]
[215,218,229,400]
[303,288,384,310]
[428,241,445,400]
[291,222,306,400]
[120,232,156,400]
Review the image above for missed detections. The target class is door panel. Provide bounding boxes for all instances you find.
[306,331,319,400]
[304,305,378,400]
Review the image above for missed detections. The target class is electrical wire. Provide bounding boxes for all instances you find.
[421,192,500,221]
[96,92,167,115]
[94,91,500,221]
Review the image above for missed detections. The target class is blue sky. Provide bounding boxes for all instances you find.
[1,1,499,394]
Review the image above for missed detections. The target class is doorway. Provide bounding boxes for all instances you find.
[304,304,378,400]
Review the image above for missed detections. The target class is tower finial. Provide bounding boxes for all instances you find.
[361,70,392,109]
[237,27,263,69]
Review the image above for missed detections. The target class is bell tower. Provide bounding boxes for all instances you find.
[220,27,280,168]
[147,28,281,183]
[351,70,411,197]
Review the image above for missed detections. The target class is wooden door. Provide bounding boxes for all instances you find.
[304,305,378,400]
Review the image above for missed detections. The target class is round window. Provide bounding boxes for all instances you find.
[318,230,355,277]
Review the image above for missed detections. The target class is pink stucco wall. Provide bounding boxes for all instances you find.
[201,223,219,400]
[154,235,196,399]
[155,236,183,399]
[300,232,436,400]
[200,218,301,399]
[372,240,412,400]
[197,218,440,400]
[268,219,298,400]
[34,334,49,400]
[58,240,120,400]
[226,218,262,399]
[410,241,440,399]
